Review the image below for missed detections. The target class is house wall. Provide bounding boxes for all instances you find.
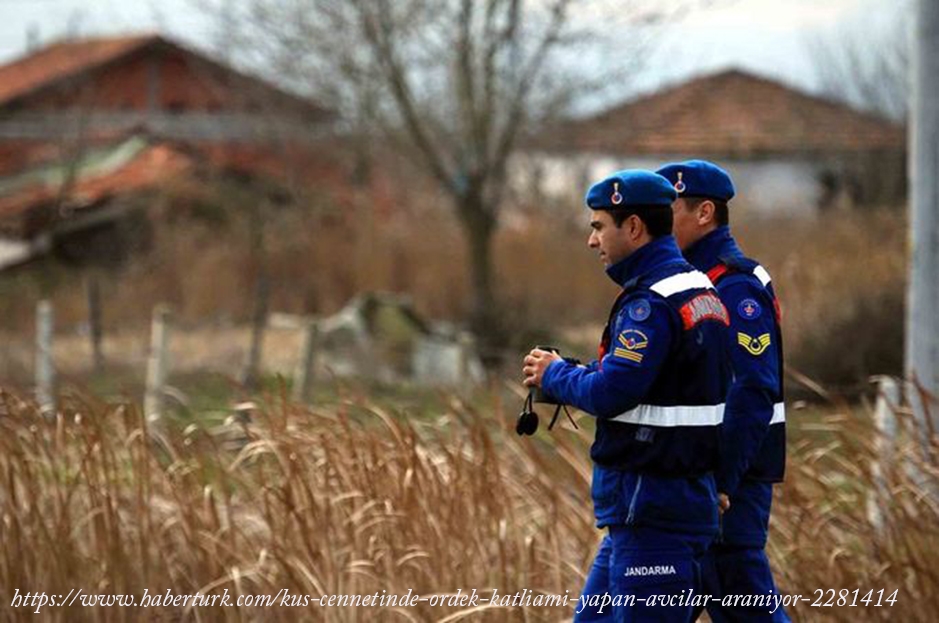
[17,48,257,113]
[0,45,329,143]
[512,151,902,217]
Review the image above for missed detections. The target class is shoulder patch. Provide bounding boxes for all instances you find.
[679,292,729,330]
[737,298,762,321]
[738,331,771,356]
[613,328,650,365]
[627,299,651,322]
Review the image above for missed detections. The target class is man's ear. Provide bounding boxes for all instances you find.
[697,200,716,226]
[628,213,644,240]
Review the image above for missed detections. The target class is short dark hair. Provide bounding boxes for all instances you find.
[609,206,674,237]
[684,197,730,226]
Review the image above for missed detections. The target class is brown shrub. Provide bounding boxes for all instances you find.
[734,209,906,395]
[0,189,907,390]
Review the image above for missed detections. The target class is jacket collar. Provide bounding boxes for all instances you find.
[683,226,743,272]
[605,235,686,288]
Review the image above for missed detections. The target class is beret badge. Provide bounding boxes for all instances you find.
[611,182,624,205]
[674,171,686,194]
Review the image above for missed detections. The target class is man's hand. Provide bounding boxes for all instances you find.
[522,348,563,388]
[718,493,731,515]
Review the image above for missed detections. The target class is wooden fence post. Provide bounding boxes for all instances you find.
[292,319,318,403]
[35,299,55,418]
[144,305,171,424]
[867,376,900,533]
[87,275,104,372]
[241,272,269,390]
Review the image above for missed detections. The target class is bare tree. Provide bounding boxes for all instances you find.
[810,4,912,121]
[209,0,669,351]
[804,5,911,207]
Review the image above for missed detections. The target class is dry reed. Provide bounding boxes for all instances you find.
[0,382,937,621]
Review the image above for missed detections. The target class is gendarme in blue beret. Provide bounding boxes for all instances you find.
[656,160,735,202]
[585,170,677,210]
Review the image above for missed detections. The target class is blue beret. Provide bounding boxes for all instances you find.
[656,160,735,202]
[585,170,677,210]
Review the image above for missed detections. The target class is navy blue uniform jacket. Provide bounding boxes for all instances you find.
[684,226,786,498]
[542,236,731,533]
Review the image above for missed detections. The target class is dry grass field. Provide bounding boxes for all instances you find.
[0,382,936,622]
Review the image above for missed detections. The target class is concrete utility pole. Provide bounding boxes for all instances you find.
[907,0,939,437]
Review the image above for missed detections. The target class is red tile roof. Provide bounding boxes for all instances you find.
[548,69,904,157]
[0,140,193,234]
[0,34,333,122]
[0,135,395,238]
[0,35,157,107]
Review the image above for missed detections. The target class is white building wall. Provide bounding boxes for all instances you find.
[512,152,827,218]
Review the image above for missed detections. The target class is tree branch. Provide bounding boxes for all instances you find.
[352,0,458,193]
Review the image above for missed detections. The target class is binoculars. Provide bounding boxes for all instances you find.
[517,345,578,436]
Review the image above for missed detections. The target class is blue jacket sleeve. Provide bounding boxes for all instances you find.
[541,295,675,419]
[717,278,780,496]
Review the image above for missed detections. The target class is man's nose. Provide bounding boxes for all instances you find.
[588,232,599,247]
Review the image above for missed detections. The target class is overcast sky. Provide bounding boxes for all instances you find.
[0,0,907,99]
